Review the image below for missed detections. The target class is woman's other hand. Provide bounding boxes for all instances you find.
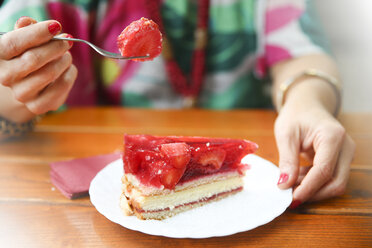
[275,101,355,207]
[272,54,355,207]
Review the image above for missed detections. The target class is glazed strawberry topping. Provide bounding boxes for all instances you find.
[117,17,162,62]
[123,135,258,189]
[160,143,191,169]
[194,148,226,172]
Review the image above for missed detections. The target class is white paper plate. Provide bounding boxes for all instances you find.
[89,154,292,238]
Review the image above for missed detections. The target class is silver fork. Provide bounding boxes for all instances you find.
[0,32,149,60]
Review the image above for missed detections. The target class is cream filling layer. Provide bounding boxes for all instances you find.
[124,170,242,196]
[126,176,244,211]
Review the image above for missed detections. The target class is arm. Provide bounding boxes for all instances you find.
[271,53,355,205]
[272,54,340,115]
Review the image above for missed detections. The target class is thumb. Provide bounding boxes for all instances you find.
[274,124,300,189]
[14,16,37,29]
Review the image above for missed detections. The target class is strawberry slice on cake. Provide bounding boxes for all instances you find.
[120,134,258,220]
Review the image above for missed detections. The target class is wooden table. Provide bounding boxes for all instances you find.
[0,108,371,247]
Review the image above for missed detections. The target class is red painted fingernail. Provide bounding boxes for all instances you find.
[65,34,74,47]
[277,173,289,185]
[289,200,302,209]
[48,22,61,35]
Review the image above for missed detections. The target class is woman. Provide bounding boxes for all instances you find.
[0,0,355,208]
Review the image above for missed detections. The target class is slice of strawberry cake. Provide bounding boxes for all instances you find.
[120,134,258,220]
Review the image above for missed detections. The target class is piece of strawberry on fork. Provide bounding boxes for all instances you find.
[117,17,163,62]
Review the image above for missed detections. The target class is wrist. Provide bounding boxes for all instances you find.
[282,77,340,115]
[0,105,36,123]
[0,85,36,123]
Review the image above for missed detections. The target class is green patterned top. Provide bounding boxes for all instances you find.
[0,0,329,109]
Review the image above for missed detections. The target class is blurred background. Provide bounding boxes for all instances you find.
[0,0,370,112]
[315,0,372,112]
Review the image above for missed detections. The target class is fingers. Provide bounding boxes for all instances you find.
[292,124,346,203]
[14,16,37,29]
[295,166,312,186]
[11,52,73,103]
[275,121,301,189]
[25,64,77,115]
[301,150,315,163]
[0,35,72,86]
[0,20,62,60]
[0,17,76,122]
[309,134,355,201]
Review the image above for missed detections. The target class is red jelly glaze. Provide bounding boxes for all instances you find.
[123,134,258,189]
